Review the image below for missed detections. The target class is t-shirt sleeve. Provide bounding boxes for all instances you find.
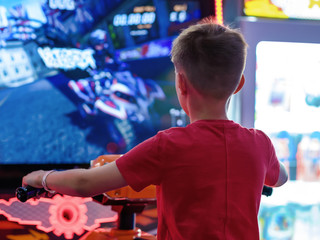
[116,133,162,192]
[264,134,280,186]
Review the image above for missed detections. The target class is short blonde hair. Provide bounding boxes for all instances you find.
[171,19,248,99]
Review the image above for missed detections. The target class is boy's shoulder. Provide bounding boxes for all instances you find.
[157,120,242,139]
[157,120,270,140]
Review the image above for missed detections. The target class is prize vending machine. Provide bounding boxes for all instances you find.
[238,1,320,239]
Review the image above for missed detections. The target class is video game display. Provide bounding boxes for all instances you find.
[0,0,204,164]
[244,0,320,20]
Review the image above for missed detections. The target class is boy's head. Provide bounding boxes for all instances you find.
[171,19,248,100]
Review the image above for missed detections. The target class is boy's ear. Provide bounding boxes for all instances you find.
[234,75,245,94]
[178,73,188,95]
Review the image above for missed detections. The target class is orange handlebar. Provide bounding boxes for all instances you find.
[91,155,156,201]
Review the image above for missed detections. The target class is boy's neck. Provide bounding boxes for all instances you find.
[187,94,230,123]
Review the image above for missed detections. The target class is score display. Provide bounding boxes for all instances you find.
[112,5,156,38]
[110,1,200,44]
[169,3,188,23]
[113,3,190,27]
[113,7,156,27]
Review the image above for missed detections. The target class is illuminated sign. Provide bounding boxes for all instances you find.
[0,195,117,239]
[244,0,320,20]
[49,0,75,10]
[37,47,96,70]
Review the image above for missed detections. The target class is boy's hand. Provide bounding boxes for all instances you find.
[22,170,46,189]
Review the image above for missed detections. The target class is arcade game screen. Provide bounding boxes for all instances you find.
[243,0,320,20]
[0,0,203,165]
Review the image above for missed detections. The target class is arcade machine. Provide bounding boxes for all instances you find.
[0,0,217,239]
[238,1,320,239]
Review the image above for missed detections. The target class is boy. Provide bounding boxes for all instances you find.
[22,20,288,239]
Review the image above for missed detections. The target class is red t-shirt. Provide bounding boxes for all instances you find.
[116,120,279,240]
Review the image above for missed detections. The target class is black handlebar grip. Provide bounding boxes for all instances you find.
[16,186,46,202]
[262,186,273,197]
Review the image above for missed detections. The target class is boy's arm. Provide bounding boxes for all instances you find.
[22,161,128,197]
[272,161,288,187]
